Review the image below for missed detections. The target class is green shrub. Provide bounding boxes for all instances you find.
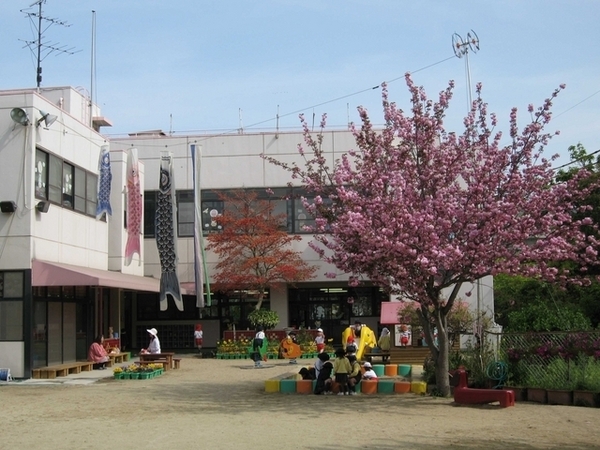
[247,309,279,329]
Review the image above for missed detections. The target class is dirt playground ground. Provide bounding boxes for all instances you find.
[1,355,600,450]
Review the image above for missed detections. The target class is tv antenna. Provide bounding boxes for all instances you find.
[19,0,81,90]
[452,30,480,110]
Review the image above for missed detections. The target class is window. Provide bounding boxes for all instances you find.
[0,271,24,298]
[201,199,224,234]
[144,191,157,238]
[48,154,62,204]
[86,173,97,216]
[292,194,315,233]
[35,149,48,199]
[252,187,292,232]
[177,190,194,237]
[0,301,23,340]
[74,167,86,213]
[0,271,24,341]
[34,148,98,217]
[62,162,74,208]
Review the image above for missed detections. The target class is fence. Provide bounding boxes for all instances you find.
[488,331,600,390]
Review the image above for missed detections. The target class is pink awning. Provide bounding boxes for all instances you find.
[32,260,160,292]
[380,301,402,324]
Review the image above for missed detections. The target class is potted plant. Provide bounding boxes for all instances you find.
[572,355,600,407]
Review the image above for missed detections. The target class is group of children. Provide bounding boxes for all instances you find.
[299,346,378,395]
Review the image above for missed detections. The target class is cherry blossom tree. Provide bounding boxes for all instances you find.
[206,189,316,311]
[264,74,600,396]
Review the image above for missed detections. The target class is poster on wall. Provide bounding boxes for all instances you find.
[394,324,412,347]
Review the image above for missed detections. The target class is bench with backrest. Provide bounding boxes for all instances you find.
[363,348,391,364]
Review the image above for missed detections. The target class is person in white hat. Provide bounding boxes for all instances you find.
[314,328,326,354]
[362,362,378,380]
[141,328,161,354]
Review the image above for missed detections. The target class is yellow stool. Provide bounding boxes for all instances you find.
[410,381,427,394]
[265,379,280,393]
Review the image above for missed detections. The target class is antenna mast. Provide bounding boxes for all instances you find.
[20,0,81,90]
[452,30,480,110]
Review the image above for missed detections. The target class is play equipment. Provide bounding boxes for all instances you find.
[372,364,385,377]
[280,335,302,359]
[410,381,427,394]
[377,380,395,394]
[296,379,313,394]
[384,364,397,376]
[394,381,411,393]
[361,379,378,394]
[279,379,296,393]
[398,364,411,377]
[453,369,515,408]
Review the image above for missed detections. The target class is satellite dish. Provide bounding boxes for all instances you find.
[10,108,30,126]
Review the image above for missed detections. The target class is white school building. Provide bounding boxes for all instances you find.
[0,85,494,378]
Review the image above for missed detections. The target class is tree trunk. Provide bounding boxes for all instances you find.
[255,293,264,310]
[433,324,451,397]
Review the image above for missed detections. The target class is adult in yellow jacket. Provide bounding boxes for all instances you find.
[341,320,377,360]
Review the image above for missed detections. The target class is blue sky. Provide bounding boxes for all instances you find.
[2,1,599,167]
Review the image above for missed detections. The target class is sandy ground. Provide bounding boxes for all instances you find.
[1,355,600,450]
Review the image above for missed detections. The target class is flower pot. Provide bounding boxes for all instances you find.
[113,372,124,380]
[527,387,547,404]
[547,389,573,406]
[573,390,598,408]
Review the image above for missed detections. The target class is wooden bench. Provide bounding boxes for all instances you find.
[363,351,391,364]
[139,352,174,370]
[136,360,170,371]
[173,358,181,369]
[107,352,130,366]
[32,361,94,379]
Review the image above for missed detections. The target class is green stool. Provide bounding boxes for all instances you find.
[398,364,411,377]
[372,364,385,377]
[377,380,395,394]
[280,379,296,393]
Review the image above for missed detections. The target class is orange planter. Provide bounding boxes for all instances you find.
[296,380,313,394]
[361,379,378,395]
[384,365,397,376]
[394,381,411,394]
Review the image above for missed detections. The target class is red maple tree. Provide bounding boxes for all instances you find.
[206,190,317,310]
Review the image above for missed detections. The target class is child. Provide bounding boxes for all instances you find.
[362,362,378,379]
[314,352,330,379]
[252,326,266,368]
[345,335,357,357]
[333,347,352,395]
[347,354,362,395]
[194,324,203,354]
[298,367,316,380]
[378,327,391,351]
[314,361,333,395]
[314,328,326,353]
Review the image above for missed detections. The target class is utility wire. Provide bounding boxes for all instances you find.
[106,54,458,141]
